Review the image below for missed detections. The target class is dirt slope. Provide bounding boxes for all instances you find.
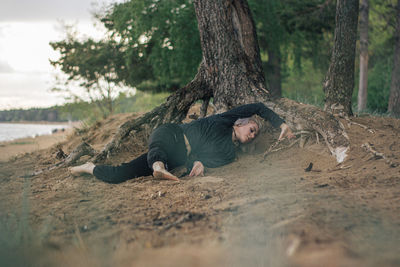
[0,113,399,267]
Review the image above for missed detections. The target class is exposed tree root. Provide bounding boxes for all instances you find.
[30,142,96,177]
[361,142,398,167]
[269,98,350,163]
[64,142,96,165]
[345,117,375,133]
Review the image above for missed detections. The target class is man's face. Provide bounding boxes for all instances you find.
[235,121,259,144]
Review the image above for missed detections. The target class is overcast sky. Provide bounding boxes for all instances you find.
[0,0,121,110]
[0,0,99,21]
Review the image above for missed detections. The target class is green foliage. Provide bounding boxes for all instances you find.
[58,101,97,122]
[363,0,396,112]
[48,0,395,115]
[277,0,335,70]
[101,0,201,89]
[250,0,335,74]
[50,39,122,88]
[367,56,393,112]
[249,0,335,103]
[114,91,169,114]
[50,35,132,118]
[282,59,325,107]
[50,0,336,111]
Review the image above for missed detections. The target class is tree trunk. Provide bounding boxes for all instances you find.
[388,0,400,117]
[357,0,369,112]
[323,0,359,116]
[92,0,350,164]
[193,0,269,110]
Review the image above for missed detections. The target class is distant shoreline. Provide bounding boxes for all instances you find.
[0,121,77,125]
[0,127,73,162]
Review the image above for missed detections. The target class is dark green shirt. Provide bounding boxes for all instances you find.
[180,103,285,168]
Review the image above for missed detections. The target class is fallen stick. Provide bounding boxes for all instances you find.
[261,131,311,161]
[361,142,398,167]
[362,143,385,159]
[327,164,352,172]
[346,118,375,133]
[261,138,300,162]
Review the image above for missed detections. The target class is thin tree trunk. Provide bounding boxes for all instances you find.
[388,0,400,117]
[357,0,369,112]
[323,0,359,116]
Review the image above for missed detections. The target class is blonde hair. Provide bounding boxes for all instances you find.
[234,115,264,133]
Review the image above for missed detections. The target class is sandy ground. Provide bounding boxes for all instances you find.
[0,112,399,267]
[0,130,73,162]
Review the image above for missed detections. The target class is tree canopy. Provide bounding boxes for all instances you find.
[49,0,397,115]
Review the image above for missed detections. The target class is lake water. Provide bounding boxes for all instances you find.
[0,123,70,142]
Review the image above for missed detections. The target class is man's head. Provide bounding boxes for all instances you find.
[233,116,261,144]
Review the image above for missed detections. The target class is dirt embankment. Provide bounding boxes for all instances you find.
[0,113,399,267]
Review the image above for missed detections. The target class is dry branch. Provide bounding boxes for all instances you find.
[345,118,375,133]
[261,138,300,162]
[327,164,352,172]
[361,142,398,167]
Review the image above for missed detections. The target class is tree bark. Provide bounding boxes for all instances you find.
[357,0,369,112]
[388,0,400,117]
[193,0,269,111]
[92,0,350,164]
[323,0,359,116]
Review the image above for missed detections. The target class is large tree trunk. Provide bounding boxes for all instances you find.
[323,0,359,116]
[357,0,369,112]
[194,0,269,110]
[388,0,400,117]
[93,0,350,164]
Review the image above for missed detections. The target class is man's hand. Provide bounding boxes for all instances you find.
[189,161,205,177]
[278,123,295,141]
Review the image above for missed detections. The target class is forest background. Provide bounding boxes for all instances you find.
[0,0,397,122]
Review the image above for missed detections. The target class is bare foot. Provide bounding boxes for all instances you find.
[153,169,180,181]
[70,162,95,176]
[152,161,179,181]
